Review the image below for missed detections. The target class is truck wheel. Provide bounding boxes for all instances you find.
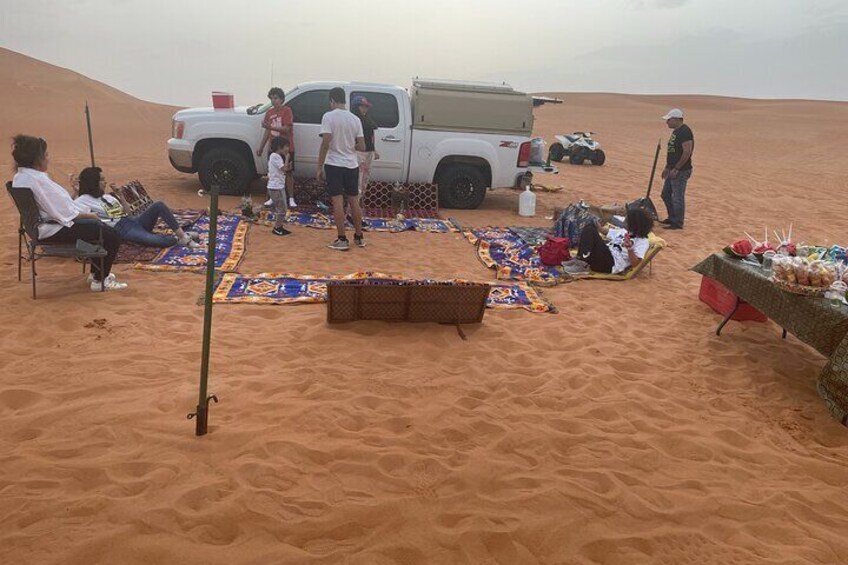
[569,151,584,165]
[437,165,487,209]
[549,142,566,162]
[198,147,253,196]
[590,150,606,166]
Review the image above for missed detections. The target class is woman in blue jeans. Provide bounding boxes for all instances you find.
[75,167,198,248]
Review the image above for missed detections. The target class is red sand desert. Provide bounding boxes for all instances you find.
[1,48,847,564]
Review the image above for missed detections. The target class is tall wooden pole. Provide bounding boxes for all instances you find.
[85,101,95,167]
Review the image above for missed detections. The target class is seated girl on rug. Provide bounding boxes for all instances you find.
[75,167,199,248]
[577,207,654,274]
[11,134,127,291]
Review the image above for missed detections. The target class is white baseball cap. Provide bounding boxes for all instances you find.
[662,108,684,120]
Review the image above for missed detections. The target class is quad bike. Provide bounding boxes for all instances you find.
[549,132,606,166]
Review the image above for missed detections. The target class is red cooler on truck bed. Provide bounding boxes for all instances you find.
[698,276,767,322]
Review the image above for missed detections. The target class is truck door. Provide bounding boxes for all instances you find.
[286,89,331,179]
[349,89,407,183]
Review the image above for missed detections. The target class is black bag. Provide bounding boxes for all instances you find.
[627,196,658,220]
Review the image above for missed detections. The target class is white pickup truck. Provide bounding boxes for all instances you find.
[168,79,539,208]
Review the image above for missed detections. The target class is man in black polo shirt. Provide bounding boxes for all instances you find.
[660,108,694,230]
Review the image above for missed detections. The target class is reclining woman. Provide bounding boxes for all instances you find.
[75,166,198,248]
[11,134,126,292]
[577,207,654,274]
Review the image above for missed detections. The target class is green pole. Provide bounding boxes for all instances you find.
[192,183,220,436]
[85,101,96,167]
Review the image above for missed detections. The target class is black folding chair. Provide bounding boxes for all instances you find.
[6,182,108,298]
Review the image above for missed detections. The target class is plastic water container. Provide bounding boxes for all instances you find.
[529,137,546,166]
[212,92,234,109]
[519,185,536,217]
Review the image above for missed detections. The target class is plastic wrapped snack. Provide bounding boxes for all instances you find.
[794,260,809,286]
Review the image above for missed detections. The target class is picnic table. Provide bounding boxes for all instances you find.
[692,253,848,425]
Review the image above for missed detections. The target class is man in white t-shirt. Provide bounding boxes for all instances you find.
[317,87,366,251]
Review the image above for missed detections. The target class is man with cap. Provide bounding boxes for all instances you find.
[660,108,694,230]
[352,95,380,196]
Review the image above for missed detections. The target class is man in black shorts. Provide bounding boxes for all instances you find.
[317,87,366,251]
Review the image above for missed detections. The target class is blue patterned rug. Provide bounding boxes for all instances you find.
[246,210,457,233]
[213,272,556,313]
[136,214,248,273]
[464,228,568,286]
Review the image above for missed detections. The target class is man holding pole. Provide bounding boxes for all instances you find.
[660,108,694,230]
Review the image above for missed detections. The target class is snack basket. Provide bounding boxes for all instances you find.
[770,277,827,297]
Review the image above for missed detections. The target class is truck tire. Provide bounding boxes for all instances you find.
[549,142,566,162]
[197,147,253,196]
[591,149,606,166]
[437,165,487,209]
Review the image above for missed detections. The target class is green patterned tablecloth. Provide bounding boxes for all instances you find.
[693,253,848,424]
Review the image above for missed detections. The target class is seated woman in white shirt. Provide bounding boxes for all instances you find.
[75,167,198,248]
[11,134,126,292]
[577,207,654,274]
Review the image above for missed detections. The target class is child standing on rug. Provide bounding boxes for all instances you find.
[268,136,292,236]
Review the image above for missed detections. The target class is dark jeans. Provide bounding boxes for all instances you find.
[43,219,121,280]
[577,222,614,273]
[660,168,692,228]
[116,201,179,247]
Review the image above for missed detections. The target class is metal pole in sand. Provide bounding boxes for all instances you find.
[646,138,661,198]
[85,101,95,167]
[189,183,220,436]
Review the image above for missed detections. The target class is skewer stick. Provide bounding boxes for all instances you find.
[744,231,758,245]
[788,223,793,242]
[774,230,783,243]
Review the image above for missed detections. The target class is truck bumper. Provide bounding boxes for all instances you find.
[167,139,194,173]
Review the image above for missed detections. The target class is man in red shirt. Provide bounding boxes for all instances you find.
[257,87,296,208]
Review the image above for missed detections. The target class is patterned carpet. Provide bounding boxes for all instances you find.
[135,214,248,273]
[464,228,569,286]
[245,209,457,233]
[212,272,556,313]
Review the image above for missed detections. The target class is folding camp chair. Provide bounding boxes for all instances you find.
[572,234,666,281]
[6,182,108,298]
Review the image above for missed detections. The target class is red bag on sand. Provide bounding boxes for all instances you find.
[538,237,571,266]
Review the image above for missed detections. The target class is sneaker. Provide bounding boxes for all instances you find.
[186,231,201,241]
[288,198,297,208]
[659,218,672,225]
[178,237,201,248]
[87,272,117,284]
[90,277,128,292]
[327,237,350,251]
[354,234,366,248]
[272,226,292,236]
[264,198,274,207]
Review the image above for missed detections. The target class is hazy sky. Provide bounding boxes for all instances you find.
[2,0,846,107]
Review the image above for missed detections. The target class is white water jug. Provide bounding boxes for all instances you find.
[518,185,536,217]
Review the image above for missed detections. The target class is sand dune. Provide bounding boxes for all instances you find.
[1,51,847,564]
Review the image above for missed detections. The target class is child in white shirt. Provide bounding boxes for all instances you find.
[268,136,292,236]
